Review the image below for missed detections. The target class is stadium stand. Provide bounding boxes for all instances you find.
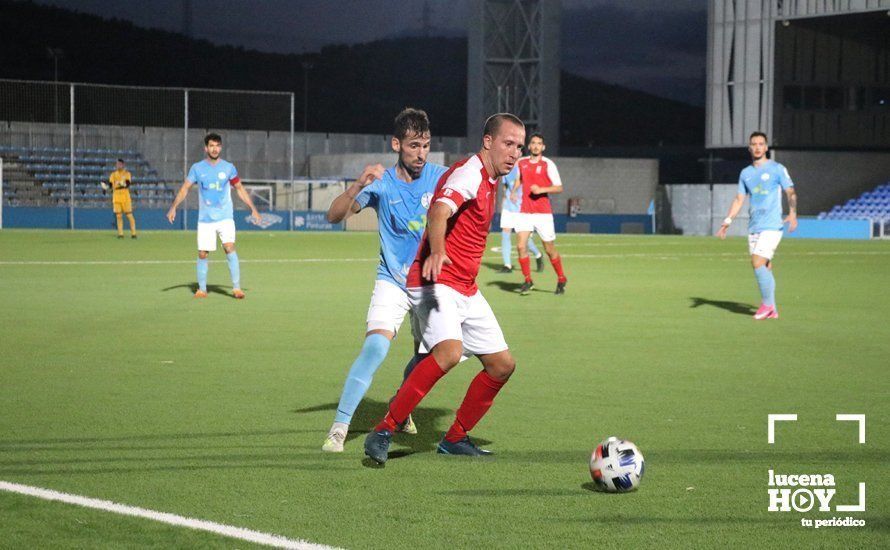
[818,182,890,222]
[0,145,173,208]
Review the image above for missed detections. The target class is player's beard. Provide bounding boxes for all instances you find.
[399,157,423,180]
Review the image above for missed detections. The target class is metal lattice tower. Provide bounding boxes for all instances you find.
[468,0,561,152]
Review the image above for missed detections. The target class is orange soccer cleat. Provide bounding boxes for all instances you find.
[232,289,245,299]
[194,289,208,298]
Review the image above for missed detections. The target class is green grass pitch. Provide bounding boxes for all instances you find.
[0,229,887,548]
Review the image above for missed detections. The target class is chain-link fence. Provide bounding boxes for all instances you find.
[0,79,294,229]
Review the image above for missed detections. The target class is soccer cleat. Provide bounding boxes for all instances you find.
[498,265,513,274]
[519,281,534,295]
[437,436,492,457]
[117,235,124,239]
[131,234,137,239]
[194,289,208,298]
[322,423,348,453]
[753,304,778,320]
[232,289,245,299]
[555,281,566,295]
[364,429,393,464]
[397,413,418,435]
[535,255,544,272]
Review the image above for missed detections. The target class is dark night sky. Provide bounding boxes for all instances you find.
[32,0,707,105]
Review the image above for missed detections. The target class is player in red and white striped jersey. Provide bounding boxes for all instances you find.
[511,133,568,295]
[364,113,526,464]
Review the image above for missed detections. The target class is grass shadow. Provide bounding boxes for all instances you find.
[292,398,456,457]
[161,283,235,297]
[689,297,757,316]
[486,280,524,293]
[481,260,509,272]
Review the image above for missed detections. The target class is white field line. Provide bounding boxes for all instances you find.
[0,480,338,550]
[0,250,888,267]
[0,258,376,266]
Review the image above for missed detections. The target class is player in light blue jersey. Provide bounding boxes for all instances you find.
[322,108,448,452]
[717,132,798,320]
[498,165,543,273]
[167,133,261,299]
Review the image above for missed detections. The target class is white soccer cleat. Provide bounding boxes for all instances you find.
[397,413,418,435]
[322,423,348,453]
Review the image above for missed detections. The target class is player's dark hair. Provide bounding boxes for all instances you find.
[482,113,524,139]
[116,158,125,163]
[393,108,430,141]
[529,132,545,144]
[749,131,768,143]
[204,132,222,145]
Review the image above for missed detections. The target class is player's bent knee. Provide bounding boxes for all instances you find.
[432,343,463,370]
[489,357,515,381]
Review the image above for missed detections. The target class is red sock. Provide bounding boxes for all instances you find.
[550,255,567,283]
[444,370,507,443]
[375,354,446,432]
[518,256,532,282]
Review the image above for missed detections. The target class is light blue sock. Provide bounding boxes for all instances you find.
[334,333,391,424]
[501,231,512,267]
[754,265,776,306]
[528,236,542,258]
[226,251,241,290]
[196,258,208,292]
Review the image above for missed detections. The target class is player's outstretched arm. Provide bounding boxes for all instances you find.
[716,193,746,239]
[422,202,453,282]
[166,180,193,223]
[326,163,384,223]
[784,188,798,232]
[233,182,262,224]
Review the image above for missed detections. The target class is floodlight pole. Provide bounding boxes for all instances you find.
[0,157,4,229]
[289,92,295,230]
[183,89,188,230]
[69,84,75,229]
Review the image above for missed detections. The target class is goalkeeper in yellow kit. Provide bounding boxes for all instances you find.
[108,159,137,238]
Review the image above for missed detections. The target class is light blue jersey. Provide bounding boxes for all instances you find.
[738,160,794,233]
[187,159,239,223]
[501,165,521,213]
[356,162,447,289]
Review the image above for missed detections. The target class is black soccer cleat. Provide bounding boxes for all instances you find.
[555,281,566,295]
[498,265,513,274]
[519,281,534,295]
[437,436,493,457]
[364,429,393,464]
[131,234,138,239]
[535,255,544,272]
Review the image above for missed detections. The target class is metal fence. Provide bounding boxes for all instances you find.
[0,79,294,228]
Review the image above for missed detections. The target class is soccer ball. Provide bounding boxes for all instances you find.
[99,181,108,191]
[589,437,645,492]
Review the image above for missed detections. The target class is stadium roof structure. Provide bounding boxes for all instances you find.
[706,0,890,149]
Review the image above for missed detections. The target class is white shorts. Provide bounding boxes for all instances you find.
[499,210,520,230]
[197,219,236,251]
[748,230,783,260]
[514,213,556,242]
[366,279,411,335]
[408,284,508,357]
